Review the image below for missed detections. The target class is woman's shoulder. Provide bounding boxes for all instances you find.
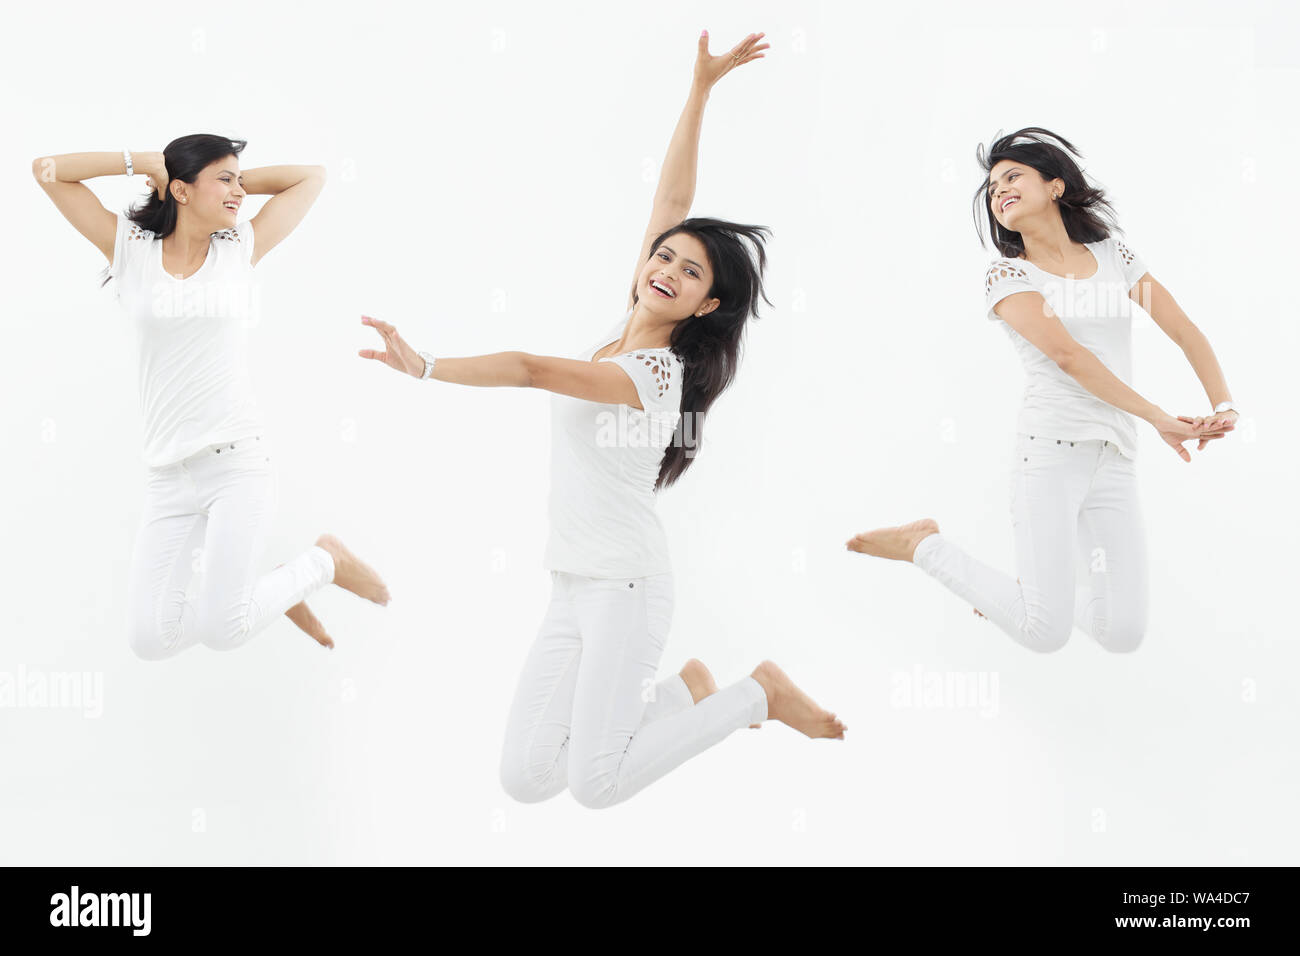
[984,255,1032,291]
[212,223,249,245]
[122,215,156,243]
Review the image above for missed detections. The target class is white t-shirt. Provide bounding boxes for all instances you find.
[984,235,1149,460]
[543,309,685,578]
[102,213,264,468]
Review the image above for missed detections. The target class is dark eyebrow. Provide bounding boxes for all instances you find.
[219,169,244,178]
[987,165,1022,190]
[661,245,705,273]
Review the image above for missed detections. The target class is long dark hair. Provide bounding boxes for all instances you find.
[972,127,1119,258]
[639,217,771,490]
[99,133,247,288]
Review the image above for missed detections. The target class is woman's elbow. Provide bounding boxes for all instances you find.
[518,352,538,389]
[1054,347,1083,374]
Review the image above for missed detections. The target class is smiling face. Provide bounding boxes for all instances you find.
[987,158,1063,231]
[173,155,245,230]
[638,232,720,321]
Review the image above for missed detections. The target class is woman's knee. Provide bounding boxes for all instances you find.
[1020,615,1071,653]
[569,776,619,811]
[1094,620,1146,653]
[499,762,559,805]
[498,737,564,804]
[194,602,254,652]
[127,620,182,661]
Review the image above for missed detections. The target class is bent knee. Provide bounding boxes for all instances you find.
[499,755,562,804]
[196,611,254,652]
[127,623,180,661]
[1019,617,1071,653]
[569,779,619,811]
[1095,623,1146,654]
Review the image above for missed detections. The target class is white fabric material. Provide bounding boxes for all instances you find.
[499,569,768,808]
[543,309,684,577]
[126,436,335,660]
[104,213,264,468]
[984,236,1148,460]
[912,434,1148,653]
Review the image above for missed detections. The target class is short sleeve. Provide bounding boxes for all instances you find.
[984,258,1037,321]
[1111,236,1147,290]
[600,349,681,414]
[214,218,255,266]
[97,213,148,289]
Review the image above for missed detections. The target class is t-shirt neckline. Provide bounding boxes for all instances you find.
[157,233,217,283]
[1017,241,1101,282]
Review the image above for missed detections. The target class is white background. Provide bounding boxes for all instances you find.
[2,0,1296,865]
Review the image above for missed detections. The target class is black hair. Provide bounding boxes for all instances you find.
[973,127,1119,258]
[637,217,772,490]
[99,133,247,288]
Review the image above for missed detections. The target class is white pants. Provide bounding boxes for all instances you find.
[500,569,769,809]
[126,436,336,660]
[912,434,1148,653]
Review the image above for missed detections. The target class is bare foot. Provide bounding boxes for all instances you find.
[316,534,391,605]
[285,600,334,649]
[750,660,846,739]
[276,562,334,648]
[680,659,760,728]
[679,658,718,702]
[845,518,939,562]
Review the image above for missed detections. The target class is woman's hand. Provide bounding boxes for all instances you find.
[1153,412,1206,462]
[1179,409,1238,451]
[358,315,426,377]
[138,151,169,202]
[692,30,769,92]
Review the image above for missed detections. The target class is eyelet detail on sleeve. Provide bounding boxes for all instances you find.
[127,223,149,241]
[213,227,241,243]
[632,350,678,399]
[985,259,1029,292]
[1114,238,1136,267]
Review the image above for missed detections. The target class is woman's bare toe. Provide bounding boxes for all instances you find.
[315,533,390,605]
[845,518,939,562]
[750,660,845,739]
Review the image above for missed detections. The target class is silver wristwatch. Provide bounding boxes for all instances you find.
[418,351,436,380]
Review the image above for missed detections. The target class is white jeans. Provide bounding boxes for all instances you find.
[500,569,769,809]
[126,436,336,660]
[912,434,1148,653]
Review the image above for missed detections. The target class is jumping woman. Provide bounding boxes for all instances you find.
[359,31,845,809]
[32,135,390,659]
[847,128,1238,653]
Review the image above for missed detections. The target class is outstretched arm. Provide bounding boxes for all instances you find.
[993,290,1206,461]
[624,30,768,313]
[357,315,644,409]
[1131,273,1236,449]
[243,165,326,267]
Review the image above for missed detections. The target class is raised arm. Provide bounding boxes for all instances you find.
[624,30,768,313]
[31,150,166,263]
[242,165,326,267]
[993,290,1205,461]
[1130,273,1236,448]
